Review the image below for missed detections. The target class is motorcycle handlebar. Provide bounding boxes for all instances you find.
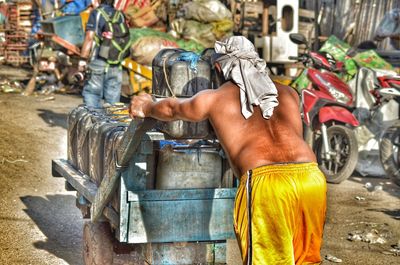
[288,56,302,61]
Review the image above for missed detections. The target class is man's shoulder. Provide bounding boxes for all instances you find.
[217,81,238,91]
[274,82,300,105]
[275,82,298,95]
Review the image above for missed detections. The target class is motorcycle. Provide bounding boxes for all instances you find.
[378,77,400,186]
[289,33,359,183]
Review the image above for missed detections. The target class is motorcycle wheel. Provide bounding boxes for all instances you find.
[314,125,358,184]
[379,122,400,186]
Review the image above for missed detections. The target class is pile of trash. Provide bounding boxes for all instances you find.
[128,0,233,66]
[347,227,400,256]
[0,79,23,94]
[347,229,388,244]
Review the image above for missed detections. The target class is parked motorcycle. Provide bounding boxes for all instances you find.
[378,77,400,186]
[289,33,359,183]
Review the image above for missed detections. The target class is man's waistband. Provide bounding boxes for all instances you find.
[240,162,319,182]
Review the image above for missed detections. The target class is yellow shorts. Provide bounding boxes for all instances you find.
[234,162,327,265]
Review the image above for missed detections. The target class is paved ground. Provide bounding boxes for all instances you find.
[0,92,399,265]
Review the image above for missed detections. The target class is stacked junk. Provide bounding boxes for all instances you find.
[64,48,236,264]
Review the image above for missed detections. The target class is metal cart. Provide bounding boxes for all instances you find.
[52,118,237,264]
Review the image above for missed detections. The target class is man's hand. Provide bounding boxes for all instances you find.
[129,93,154,119]
[78,60,87,72]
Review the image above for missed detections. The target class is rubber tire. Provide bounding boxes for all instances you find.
[379,122,400,186]
[83,221,114,265]
[314,125,358,184]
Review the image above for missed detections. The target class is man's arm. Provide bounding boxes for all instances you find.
[80,8,98,60]
[80,30,95,59]
[129,90,216,122]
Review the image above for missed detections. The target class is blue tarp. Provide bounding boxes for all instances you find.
[31,0,91,34]
[61,0,92,15]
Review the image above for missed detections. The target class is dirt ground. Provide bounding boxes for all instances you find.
[0,91,399,265]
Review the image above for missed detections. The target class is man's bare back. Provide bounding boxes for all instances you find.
[129,81,316,178]
[207,81,316,177]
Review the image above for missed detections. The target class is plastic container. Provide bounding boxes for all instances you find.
[76,112,105,175]
[152,48,214,139]
[67,105,130,171]
[103,129,126,211]
[89,121,126,186]
[67,105,88,167]
[152,49,211,97]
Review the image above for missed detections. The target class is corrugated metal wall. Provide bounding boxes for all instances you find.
[299,0,400,49]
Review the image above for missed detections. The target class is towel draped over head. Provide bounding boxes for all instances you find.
[213,36,279,119]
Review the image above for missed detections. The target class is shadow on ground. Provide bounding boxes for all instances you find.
[37,109,68,129]
[20,194,83,265]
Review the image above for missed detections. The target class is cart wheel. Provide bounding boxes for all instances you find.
[83,221,114,265]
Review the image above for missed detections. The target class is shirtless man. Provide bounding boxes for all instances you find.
[129,36,327,265]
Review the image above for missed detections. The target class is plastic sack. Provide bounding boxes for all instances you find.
[352,50,394,70]
[319,35,351,62]
[129,28,204,65]
[211,19,234,39]
[125,1,159,28]
[343,57,358,78]
[170,18,216,48]
[130,36,179,65]
[177,52,201,71]
[180,0,232,23]
[374,9,400,40]
[291,70,310,92]
[319,35,357,79]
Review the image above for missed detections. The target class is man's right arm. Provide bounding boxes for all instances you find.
[129,90,217,122]
[80,31,95,59]
[80,9,98,60]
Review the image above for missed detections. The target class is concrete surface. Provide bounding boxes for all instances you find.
[0,92,399,265]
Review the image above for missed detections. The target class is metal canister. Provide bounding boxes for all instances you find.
[88,120,126,186]
[67,105,88,166]
[156,144,223,189]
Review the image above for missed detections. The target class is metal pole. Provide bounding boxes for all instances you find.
[314,0,320,51]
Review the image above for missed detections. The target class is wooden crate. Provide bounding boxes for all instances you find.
[7,2,33,33]
[232,0,264,36]
[3,2,33,65]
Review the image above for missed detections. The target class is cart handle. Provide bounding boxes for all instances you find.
[91,117,157,222]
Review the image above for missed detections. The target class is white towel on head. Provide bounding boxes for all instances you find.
[214,36,278,119]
